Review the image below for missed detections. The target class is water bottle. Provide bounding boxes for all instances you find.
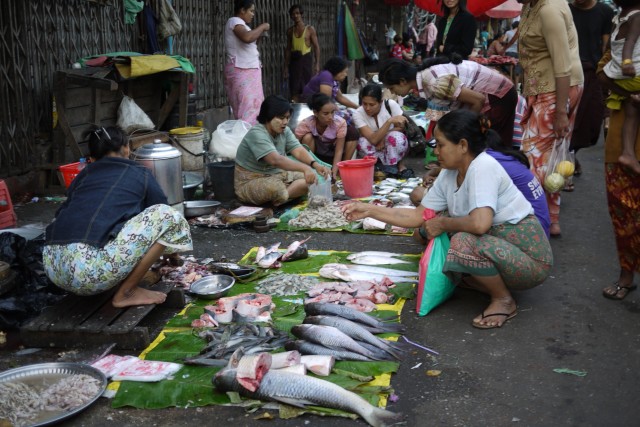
[78,157,87,171]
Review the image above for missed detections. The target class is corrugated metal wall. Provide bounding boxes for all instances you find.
[0,0,399,179]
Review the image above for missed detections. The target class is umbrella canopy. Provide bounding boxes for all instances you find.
[485,0,522,19]
[415,0,508,17]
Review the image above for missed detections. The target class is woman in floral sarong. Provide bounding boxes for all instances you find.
[342,110,553,329]
[43,126,192,308]
[224,0,270,124]
[518,0,584,237]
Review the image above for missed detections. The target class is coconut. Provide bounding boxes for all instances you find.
[544,172,565,193]
[556,161,575,178]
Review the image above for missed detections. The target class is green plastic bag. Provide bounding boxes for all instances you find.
[416,210,456,316]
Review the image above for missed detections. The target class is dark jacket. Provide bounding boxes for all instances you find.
[46,157,168,248]
[435,10,477,59]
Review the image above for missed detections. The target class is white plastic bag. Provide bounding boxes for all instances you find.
[117,95,155,133]
[209,120,252,160]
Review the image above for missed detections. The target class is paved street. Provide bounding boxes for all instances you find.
[2,141,639,426]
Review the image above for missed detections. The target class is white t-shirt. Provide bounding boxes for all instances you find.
[421,152,533,225]
[352,99,403,131]
[505,29,518,54]
[224,17,260,69]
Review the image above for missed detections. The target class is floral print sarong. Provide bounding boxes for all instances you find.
[356,130,408,166]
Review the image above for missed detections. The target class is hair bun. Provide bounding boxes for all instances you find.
[478,116,491,135]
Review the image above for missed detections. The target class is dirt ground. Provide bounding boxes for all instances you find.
[2,143,640,427]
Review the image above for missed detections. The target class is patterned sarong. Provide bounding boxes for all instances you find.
[443,215,553,290]
[224,63,264,125]
[356,130,409,166]
[43,204,192,295]
[521,85,583,225]
[234,164,304,206]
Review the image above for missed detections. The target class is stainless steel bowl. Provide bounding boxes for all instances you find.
[188,274,235,299]
[183,200,221,217]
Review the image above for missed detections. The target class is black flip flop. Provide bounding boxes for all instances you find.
[602,283,637,300]
[472,310,518,329]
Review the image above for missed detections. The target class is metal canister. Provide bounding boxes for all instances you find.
[132,140,183,205]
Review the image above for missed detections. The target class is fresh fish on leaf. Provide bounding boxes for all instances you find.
[347,251,406,260]
[303,315,403,360]
[236,353,272,392]
[285,340,375,362]
[319,264,417,284]
[300,355,335,376]
[255,246,267,262]
[304,302,406,334]
[257,251,282,269]
[347,255,411,266]
[213,368,403,427]
[323,263,417,277]
[281,237,311,261]
[255,273,320,296]
[291,324,384,360]
[275,364,307,375]
[270,350,302,369]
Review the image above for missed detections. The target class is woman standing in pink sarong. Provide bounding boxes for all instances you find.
[224,0,270,125]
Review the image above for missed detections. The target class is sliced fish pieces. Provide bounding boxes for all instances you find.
[270,350,301,369]
[275,364,307,375]
[300,355,335,376]
[236,353,272,392]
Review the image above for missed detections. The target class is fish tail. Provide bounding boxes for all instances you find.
[363,407,404,427]
[378,322,407,334]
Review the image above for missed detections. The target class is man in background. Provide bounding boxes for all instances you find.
[504,21,521,89]
[568,0,614,179]
[284,4,320,102]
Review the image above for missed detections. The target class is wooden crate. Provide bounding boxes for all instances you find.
[20,272,185,350]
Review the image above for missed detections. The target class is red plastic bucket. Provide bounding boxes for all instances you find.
[59,162,81,188]
[337,156,376,198]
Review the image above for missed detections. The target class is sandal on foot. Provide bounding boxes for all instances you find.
[399,168,414,179]
[562,182,575,192]
[472,310,518,329]
[602,282,637,300]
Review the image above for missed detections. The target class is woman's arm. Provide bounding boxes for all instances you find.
[358,115,407,148]
[553,75,571,138]
[233,22,270,44]
[342,201,425,228]
[456,87,486,113]
[423,207,493,238]
[335,90,359,109]
[290,146,331,177]
[332,136,346,179]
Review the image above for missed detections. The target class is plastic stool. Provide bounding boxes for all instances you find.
[0,180,17,229]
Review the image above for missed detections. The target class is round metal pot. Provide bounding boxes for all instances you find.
[132,140,183,205]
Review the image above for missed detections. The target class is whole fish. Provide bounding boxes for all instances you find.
[265,242,281,254]
[319,265,418,284]
[348,255,411,266]
[303,315,402,360]
[257,251,281,269]
[213,368,403,427]
[346,251,405,260]
[290,324,383,360]
[322,263,417,277]
[285,340,374,361]
[255,246,267,262]
[281,237,311,261]
[304,302,406,334]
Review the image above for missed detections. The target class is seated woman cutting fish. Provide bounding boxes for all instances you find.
[342,110,553,329]
[235,95,331,206]
[43,126,193,308]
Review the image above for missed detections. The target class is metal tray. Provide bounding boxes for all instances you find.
[0,362,107,426]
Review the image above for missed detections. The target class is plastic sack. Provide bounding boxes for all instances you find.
[543,137,574,193]
[416,209,455,316]
[308,177,332,206]
[117,95,155,133]
[209,120,252,160]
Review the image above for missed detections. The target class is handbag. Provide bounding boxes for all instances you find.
[384,100,427,149]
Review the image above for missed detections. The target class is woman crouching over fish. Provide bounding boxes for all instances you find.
[43,126,193,307]
[342,110,553,329]
[235,95,331,206]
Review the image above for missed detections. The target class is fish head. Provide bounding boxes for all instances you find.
[227,347,245,369]
[257,251,282,268]
[212,367,238,390]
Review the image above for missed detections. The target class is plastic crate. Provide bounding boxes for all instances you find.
[59,162,81,188]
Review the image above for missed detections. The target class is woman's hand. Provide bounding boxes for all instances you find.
[303,168,318,185]
[315,164,331,178]
[260,23,271,33]
[388,115,408,129]
[341,201,371,221]
[423,217,445,239]
[553,110,570,138]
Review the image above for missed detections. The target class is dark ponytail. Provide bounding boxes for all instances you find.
[419,53,463,71]
[378,58,418,86]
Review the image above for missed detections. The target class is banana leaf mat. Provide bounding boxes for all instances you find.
[111,249,419,420]
[276,201,414,236]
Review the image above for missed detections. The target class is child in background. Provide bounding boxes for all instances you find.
[390,35,403,59]
[402,35,415,62]
[604,0,640,174]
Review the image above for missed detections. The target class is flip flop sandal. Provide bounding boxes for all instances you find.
[472,310,518,329]
[602,282,637,300]
[398,168,415,179]
[562,183,575,192]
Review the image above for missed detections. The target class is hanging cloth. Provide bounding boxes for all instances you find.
[124,0,144,25]
[344,3,364,60]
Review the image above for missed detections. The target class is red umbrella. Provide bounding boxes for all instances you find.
[415,0,508,17]
[485,0,522,19]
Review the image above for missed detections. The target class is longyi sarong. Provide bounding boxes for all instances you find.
[234,164,304,206]
[224,63,264,125]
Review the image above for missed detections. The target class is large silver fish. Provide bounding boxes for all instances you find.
[285,340,374,361]
[257,251,281,268]
[346,251,406,260]
[347,255,411,266]
[322,263,417,277]
[213,368,402,427]
[304,302,406,334]
[303,315,402,360]
[319,265,418,284]
[290,324,383,360]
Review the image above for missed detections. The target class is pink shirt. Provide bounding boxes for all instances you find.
[224,17,260,69]
[417,60,513,114]
[294,115,347,143]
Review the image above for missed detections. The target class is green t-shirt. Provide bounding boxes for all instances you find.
[235,124,302,174]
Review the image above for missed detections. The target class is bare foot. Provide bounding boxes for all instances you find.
[472,297,517,329]
[550,223,561,237]
[618,153,640,175]
[112,287,167,308]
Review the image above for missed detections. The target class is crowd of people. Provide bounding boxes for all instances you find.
[41,0,639,329]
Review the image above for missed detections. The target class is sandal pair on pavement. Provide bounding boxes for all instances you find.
[602,282,637,300]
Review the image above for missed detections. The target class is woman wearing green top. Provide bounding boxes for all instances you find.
[234,95,331,206]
